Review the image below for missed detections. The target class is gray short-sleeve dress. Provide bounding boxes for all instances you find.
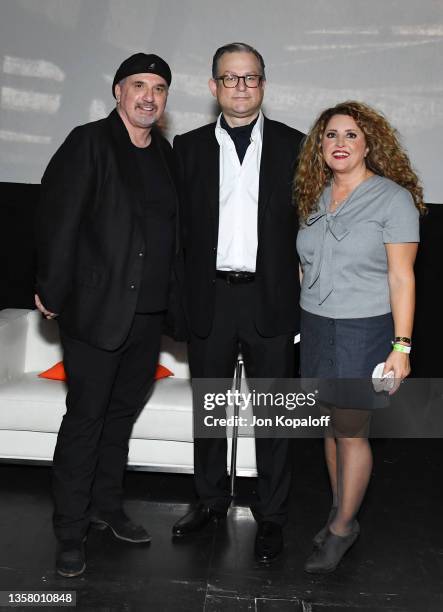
[296,175,420,408]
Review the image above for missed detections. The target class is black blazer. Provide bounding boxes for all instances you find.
[174,116,304,338]
[36,109,183,350]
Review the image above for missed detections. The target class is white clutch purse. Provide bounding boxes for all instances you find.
[372,362,395,392]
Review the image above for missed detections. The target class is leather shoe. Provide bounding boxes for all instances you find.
[304,521,360,574]
[56,538,86,578]
[172,505,226,537]
[90,509,151,543]
[254,521,283,564]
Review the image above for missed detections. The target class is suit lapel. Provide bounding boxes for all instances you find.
[203,127,220,242]
[154,132,182,254]
[258,117,278,231]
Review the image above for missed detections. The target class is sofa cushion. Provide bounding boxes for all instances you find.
[22,309,190,378]
[0,374,193,442]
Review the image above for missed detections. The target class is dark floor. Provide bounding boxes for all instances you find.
[0,439,442,612]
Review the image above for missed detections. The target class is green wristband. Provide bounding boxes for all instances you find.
[393,343,411,354]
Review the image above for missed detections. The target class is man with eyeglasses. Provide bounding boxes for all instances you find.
[172,42,304,563]
[35,53,184,577]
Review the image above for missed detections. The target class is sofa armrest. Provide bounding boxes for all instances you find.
[0,309,31,383]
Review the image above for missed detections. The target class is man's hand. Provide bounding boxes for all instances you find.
[35,294,58,320]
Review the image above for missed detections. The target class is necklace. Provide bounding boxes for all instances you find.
[331,195,348,209]
[330,170,372,211]
[330,191,350,212]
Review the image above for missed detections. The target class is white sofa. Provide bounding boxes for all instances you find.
[0,308,257,475]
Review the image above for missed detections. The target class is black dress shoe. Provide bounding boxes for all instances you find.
[254,521,283,564]
[90,509,151,543]
[304,521,360,574]
[56,538,86,578]
[172,505,226,537]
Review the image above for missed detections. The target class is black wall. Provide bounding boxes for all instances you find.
[0,182,441,375]
[411,203,443,376]
[1,183,38,311]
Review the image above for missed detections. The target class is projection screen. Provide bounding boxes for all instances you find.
[0,0,442,203]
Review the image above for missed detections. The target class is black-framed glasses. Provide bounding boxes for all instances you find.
[214,74,263,88]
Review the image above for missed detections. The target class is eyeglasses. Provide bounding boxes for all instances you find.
[214,74,263,88]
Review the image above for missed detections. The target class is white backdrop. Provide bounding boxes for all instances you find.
[0,0,442,202]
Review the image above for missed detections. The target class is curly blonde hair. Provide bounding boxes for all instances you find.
[294,101,426,221]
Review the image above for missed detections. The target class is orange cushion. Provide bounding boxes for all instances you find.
[154,364,174,380]
[38,361,173,381]
[38,361,66,380]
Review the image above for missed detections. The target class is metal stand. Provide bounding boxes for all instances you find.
[229,357,244,498]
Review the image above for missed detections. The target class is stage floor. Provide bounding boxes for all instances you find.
[0,439,441,611]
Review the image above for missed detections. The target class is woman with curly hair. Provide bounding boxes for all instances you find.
[294,101,424,573]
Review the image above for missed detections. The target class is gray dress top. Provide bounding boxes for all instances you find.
[296,175,420,319]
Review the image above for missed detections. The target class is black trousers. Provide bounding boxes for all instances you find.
[53,313,163,540]
[189,279,295,526]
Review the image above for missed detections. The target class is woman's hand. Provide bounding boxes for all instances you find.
[383,350,411,395]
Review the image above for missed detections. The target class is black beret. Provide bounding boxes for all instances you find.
[112,53,171,97]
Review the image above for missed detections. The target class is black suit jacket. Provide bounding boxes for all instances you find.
[36,109,183,350]
[174,116,304,338]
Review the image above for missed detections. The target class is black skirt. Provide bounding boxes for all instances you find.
[300,309,394,409]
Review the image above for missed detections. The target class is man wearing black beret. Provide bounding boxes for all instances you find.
[35,53,183,577]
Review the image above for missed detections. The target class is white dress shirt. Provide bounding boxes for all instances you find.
[215,111,263,272]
